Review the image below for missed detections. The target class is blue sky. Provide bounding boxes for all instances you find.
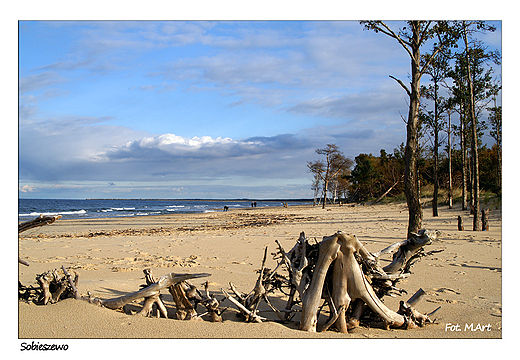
[18,19,502,199]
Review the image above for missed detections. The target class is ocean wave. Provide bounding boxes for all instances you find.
[19,210,87,217]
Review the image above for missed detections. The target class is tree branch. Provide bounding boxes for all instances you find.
[376,22,414,60]
[419,45,445,78]
[417,21,433,46]
[389,75,411,96]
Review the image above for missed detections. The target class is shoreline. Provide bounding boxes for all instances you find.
[18,203,317,238]
[19,202,502,339]
[18,198,313,222]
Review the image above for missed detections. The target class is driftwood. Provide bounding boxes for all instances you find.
[19,214,63,266]
[20,265,218,323]
[19,214,223,322]
[92,270,225,322]
[224,246,284,322]
[299,231,438,332]
[98,272,210,310]
[19,212,441,334]
[201,281,225,322]
[137,269,169,318]
[19,266,79,305]
[19,214,62,233]
[170,281,198,320]
[134,269,222,320]
[374,229,439,275]
[225,229,441,333]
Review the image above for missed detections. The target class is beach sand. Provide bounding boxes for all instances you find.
[18,201,502,341]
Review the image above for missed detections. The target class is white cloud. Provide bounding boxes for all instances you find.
[137,133,234,149]
[19,185,35,193]
[17,21,501,199]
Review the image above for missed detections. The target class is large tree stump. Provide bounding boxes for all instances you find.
[300,232,412,332]
[293,230,439,333]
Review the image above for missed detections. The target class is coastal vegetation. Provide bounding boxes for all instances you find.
[309,21,501,235]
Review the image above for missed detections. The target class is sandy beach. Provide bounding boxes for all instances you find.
[18,201,502,341]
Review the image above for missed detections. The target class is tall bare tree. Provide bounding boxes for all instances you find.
[361,21,457,237]
[487,80,502,191]
[421,51,450,217]
[446,106,454,209]
[454,21,499,230]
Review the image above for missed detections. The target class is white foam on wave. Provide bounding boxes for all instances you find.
[19,210,87,217]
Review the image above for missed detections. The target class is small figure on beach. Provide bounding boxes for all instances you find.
[223,206,229,212]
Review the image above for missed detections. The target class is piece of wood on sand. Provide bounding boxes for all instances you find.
[19,215,63,266]
[100,272,210,310]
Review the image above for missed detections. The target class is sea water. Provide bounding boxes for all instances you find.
[18,199,311,221]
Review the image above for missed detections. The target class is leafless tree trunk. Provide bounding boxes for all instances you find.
[463,22,481,231]
[460,105,468,211]
[448,109,453,209]
[402,25,424,237]
[361,21,453,237]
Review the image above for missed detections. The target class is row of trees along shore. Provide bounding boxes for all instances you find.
[307,21,501,237]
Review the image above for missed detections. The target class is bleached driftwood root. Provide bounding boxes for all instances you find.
[98,272,210,311]
[89,269,224,321]
[224,246,287,322]
[170,281,198,320]
[299,231,439,332]
[373,229,440,275]
[19,266,79,305]
[221,229,440,332]
[200,281,225,322]
[136,269,169,318]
